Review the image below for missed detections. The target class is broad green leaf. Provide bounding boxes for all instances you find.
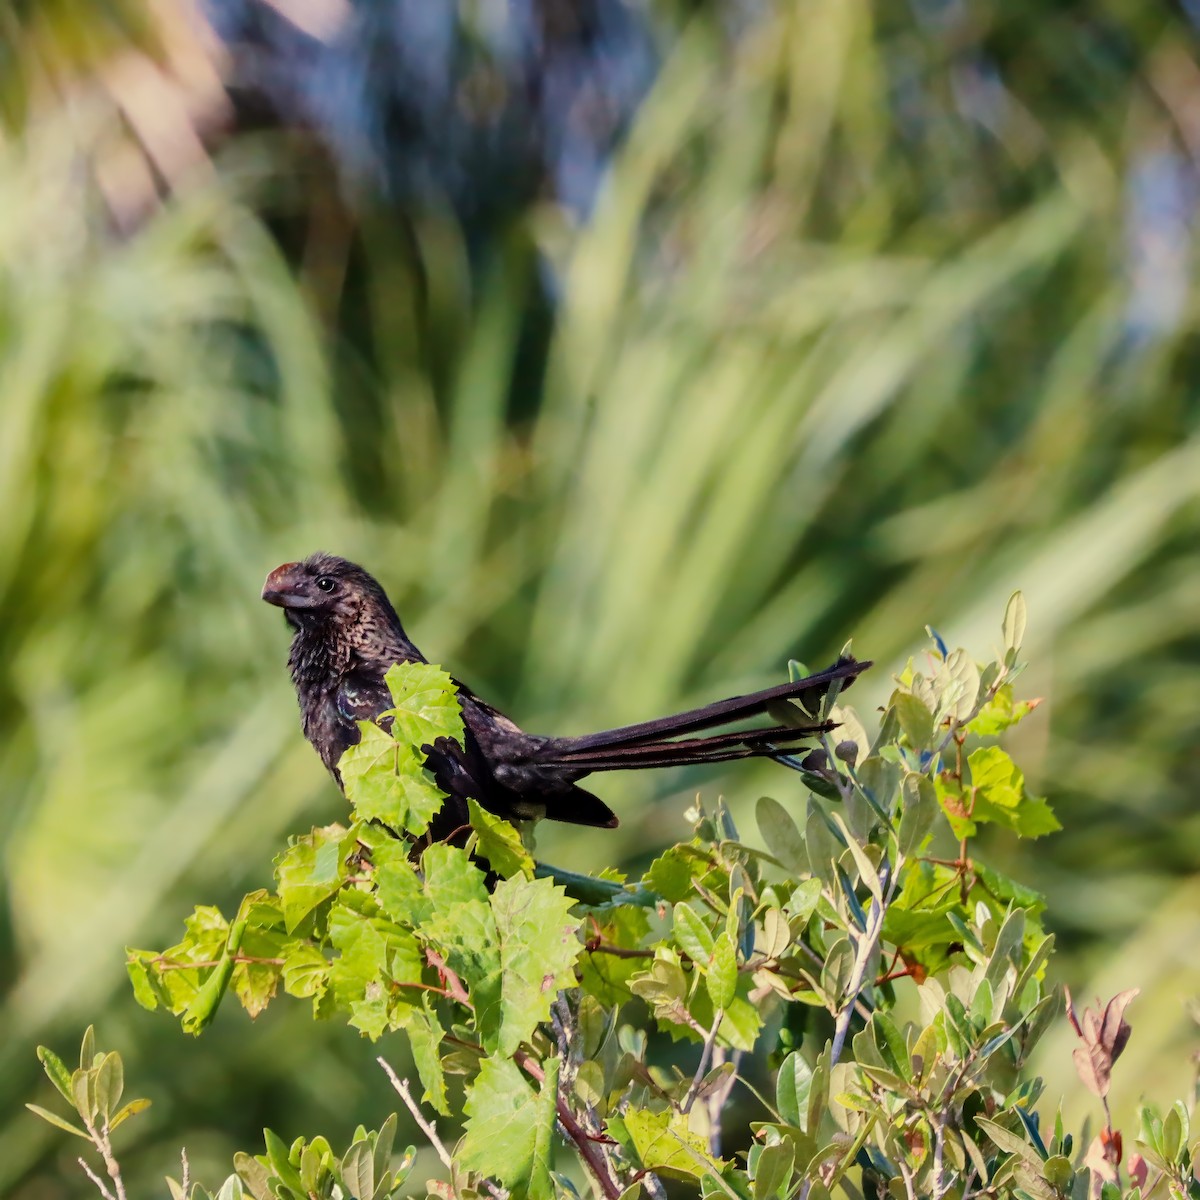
[381,662,465,747]
[644,845,704,902]
[281,942,329,1001]
[490,875,581,1056]
[422,847,502,1043]
[348,984,390,1039]
[707,932,737,1009]
[976,1116,1043,1165]
[776,1052,814,1129]
[529,1054,560,1200]
[673,902,716,962]
[805,804,842,885]
[968,746,1061,837]
[891,692,934,750]
[967,684,1039,736]
[369,835,432,927]
[459,1056,555,1197]
[752,1141,795,1200]
[468,797,533,878]
[340,724,445,835]
[339,1139,373,1200]
[941,649,981,723]
[618,1106,724,1181]
[94,1052,123,1122]
[786,878,823,926]
[755,796,807,874]
[274,827,350,933]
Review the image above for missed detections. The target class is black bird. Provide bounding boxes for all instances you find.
[262,553,869,843]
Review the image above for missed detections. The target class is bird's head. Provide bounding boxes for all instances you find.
[262,553,392,631]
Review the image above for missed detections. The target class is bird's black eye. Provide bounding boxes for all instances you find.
[316,576,336,593]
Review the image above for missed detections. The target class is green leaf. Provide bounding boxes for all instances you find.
[1003,591,1027,653]
[529,1054,560,1200]
[776,1052,813,1129]
[673,902,716,962]
[490,875,581,1056]
[707,932,737,1010]
[468,798,534,878]
[891,692,934,750]
[381,662,465,747]
[422,849,502,1044]
[369,835,432,927]
[976,1117,1042,1166]
[340,1139,374,1200]
[108,1097,151,1132]
[898,774,937,856]
[968,746,1061,837]
[402,1000,449,1116]
[967,684,1038,736]
[94,1052,123,1122]
[942,649,981,723]
[25,1103,89,1139]
[274,826,350,933]
[755,796,807,874]
[182,916,247,1034]
[752,1141,795,1200]
[618,1106,723,1181]
[340,724,445,836]
[459,1057,555,1197]
[805,805,842,885]
[281,942,329,1001]
[644,845,704,902]
[36,1046,75,1105]
[79,1027,96,1072]
[831,812,882,901]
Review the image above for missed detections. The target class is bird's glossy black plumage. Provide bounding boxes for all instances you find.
[263,553,869,843]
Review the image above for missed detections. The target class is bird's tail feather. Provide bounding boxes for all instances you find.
[536,656,868,770]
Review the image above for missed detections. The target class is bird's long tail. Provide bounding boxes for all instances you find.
[534,656,869,771]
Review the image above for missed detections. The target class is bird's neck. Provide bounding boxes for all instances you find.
[287,621,352,694]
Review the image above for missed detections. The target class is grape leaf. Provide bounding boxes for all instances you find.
[459,1056,557,1199]
[381,662,465,747]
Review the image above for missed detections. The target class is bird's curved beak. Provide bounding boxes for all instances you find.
[262,562,305,608]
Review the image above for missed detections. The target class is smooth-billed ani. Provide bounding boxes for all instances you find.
[262,553,869,843]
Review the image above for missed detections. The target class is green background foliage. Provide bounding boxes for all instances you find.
[4,0,1200,1194]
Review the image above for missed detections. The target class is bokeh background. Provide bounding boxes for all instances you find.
[5,1,1200,1194]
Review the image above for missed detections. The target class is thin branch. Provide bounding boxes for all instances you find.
[896,1160,918,1200]
[425,948,472,1007]
[80,1115,126,1200]
[77,1159,115,1200]
[681,1009,724,1115]
[180,1148,190,1197]
[377,1059,460,1190]
[704,1047,741,1158]
[931,1117,946,1200]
